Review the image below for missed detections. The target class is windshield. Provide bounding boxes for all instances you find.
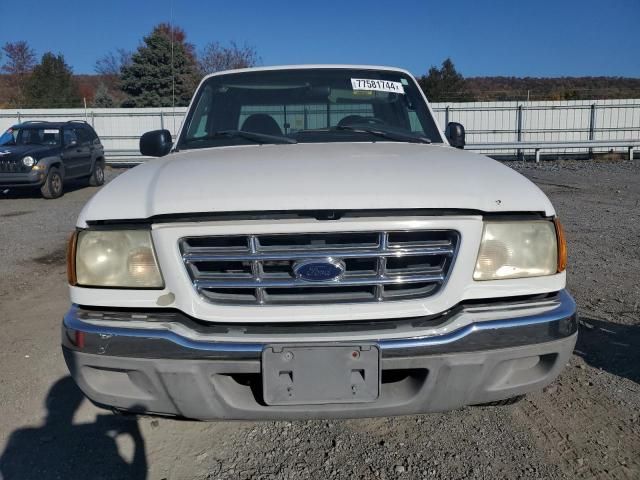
[178,68,443,149]
[0,127,61,147]
[0,128,18,146]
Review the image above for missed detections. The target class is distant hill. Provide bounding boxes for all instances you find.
[463,76,640,102]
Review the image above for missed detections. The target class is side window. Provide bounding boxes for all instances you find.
[63,129,78,146]
[186,85,213,138]
[84,127,99,142]
[408,111,422,133]
[75,128,90,145]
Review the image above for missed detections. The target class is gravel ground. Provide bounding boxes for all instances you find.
[0,160,638,480]
[0,171,120,300]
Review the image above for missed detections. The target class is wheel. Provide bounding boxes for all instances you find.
[40,167,64,199]
[474,395,525,407]
[89,161,105,186]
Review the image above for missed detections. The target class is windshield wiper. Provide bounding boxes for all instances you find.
[333,125,431,144]
[187,130,297,145]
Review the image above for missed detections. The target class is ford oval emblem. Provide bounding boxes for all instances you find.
[292,258,345,282]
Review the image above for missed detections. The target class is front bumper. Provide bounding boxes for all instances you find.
[0,170,45,188]
[62,290,578,420]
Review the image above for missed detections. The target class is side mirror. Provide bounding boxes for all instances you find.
[140,129,172,157]
[445,122,465,149]
[66,140,78,149]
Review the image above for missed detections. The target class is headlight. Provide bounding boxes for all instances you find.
[22,156,35,167]
[474,221,559,280]
[73,230,163,288]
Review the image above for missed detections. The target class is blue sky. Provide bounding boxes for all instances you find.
[2,0,639,77]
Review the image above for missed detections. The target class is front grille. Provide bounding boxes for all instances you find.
[180,230,459,305]
[0,159,26,173]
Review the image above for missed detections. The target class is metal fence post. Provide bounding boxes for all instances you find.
[444,106,449,127]
[91,111,95,127]
[17,112,21,123]
[516,105,523,161]
[588,103,596,159]
[160,111,165,130]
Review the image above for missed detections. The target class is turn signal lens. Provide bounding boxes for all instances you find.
[66,231,78,285]
[554,218,567,273]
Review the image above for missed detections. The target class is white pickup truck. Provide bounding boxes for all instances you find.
[62,65,577,419]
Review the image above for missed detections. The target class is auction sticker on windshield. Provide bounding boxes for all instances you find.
[351,78,405,94]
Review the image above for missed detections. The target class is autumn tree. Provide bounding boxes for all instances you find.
[120,23,199,107]
[199,41,259,74]
[23,53,81,107]
[1,41,37,106]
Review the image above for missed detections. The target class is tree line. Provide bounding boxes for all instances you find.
[418,59,640,102]
[0,24,259,109]
[1,25,639,109]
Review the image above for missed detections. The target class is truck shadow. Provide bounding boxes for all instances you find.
[574,316,640,385]
[0,376,147,480]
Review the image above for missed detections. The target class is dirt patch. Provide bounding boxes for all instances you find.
[31,246,67,266]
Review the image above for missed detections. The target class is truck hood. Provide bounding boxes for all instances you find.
[78,142,554,225]
[0,144,58,161]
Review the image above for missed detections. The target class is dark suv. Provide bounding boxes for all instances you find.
[0,120,105,199]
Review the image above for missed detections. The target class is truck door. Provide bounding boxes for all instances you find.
[74,127,93,176]
[61,128,83,177]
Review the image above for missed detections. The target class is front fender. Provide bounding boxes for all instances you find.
[35,156,65,177]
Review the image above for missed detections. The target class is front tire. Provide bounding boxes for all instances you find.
[89,161,105,186]
[40,167,63,199]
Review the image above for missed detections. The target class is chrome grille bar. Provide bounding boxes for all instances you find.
[180,230,459,305]
[375,232,389,301]
[182,245,453,262]
[248,235,266,305]
[193,271,445,289]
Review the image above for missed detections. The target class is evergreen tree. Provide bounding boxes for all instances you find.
[418,58,472,102]
[92,82,115,107]
[23,53,81,107]
[120,24,199,107]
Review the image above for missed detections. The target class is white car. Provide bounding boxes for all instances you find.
[62,65,577,419]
